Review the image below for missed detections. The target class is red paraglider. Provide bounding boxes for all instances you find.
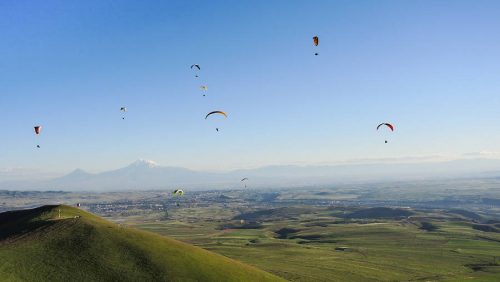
[377,123,394,144]
[34,125,42,148]
[376,123,394,131]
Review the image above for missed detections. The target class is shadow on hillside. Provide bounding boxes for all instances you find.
[0,205,59,242]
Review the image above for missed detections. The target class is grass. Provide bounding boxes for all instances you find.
[0,205,284,282]
[128,206,500,281]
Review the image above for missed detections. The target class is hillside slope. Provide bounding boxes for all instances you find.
[0,205,284,282]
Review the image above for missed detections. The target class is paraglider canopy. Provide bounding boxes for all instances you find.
[205,111,227,119]
[313,36,319,55]
[376,123,394,131]
[200,85,208,91]
[34,126,42,135]
[191,64,201,70]
[173,189,184,196]
[377,122,394,144]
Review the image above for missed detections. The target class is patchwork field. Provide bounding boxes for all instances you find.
[123,205,500,281]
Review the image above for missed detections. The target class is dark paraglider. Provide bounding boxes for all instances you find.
[191,64,201,78]
[241,178,249,188]
[120,107,127,120]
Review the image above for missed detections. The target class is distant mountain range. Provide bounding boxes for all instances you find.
[2,158,500,191]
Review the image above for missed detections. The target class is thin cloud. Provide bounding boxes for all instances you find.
[462,151,500,159]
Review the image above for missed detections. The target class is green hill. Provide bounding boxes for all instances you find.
[0,205,284,282]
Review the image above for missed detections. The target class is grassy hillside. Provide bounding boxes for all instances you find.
[0,205,284,282]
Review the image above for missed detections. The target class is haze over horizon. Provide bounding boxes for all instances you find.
[2,1,500,179]
[0,151,499,182]
[2,156,500,192]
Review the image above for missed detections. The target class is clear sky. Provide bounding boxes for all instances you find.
[1,0,500,175]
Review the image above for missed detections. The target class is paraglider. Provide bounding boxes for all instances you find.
[34,126,42,148]
[313,36,319,56]
[120,107,127,119]
[191,64,201,77]
[241,178,249,188]
[377,123,394,143]
[200,85,208,96]
[173,189,184,196]
[173,189,184,206]
[205,111,227,132]
[205,111,227,119]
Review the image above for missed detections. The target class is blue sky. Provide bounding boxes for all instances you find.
[1,0,500,175]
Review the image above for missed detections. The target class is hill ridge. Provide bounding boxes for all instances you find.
[0,205,284,282]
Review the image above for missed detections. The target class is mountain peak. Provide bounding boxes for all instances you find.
[129,159,159,168]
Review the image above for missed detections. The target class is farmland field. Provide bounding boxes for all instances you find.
[122,204,500,281]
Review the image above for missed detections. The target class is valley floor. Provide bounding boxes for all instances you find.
[121,205,500,282]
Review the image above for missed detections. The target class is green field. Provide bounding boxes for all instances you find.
[126,205,500,281]
[0,205,284,282]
